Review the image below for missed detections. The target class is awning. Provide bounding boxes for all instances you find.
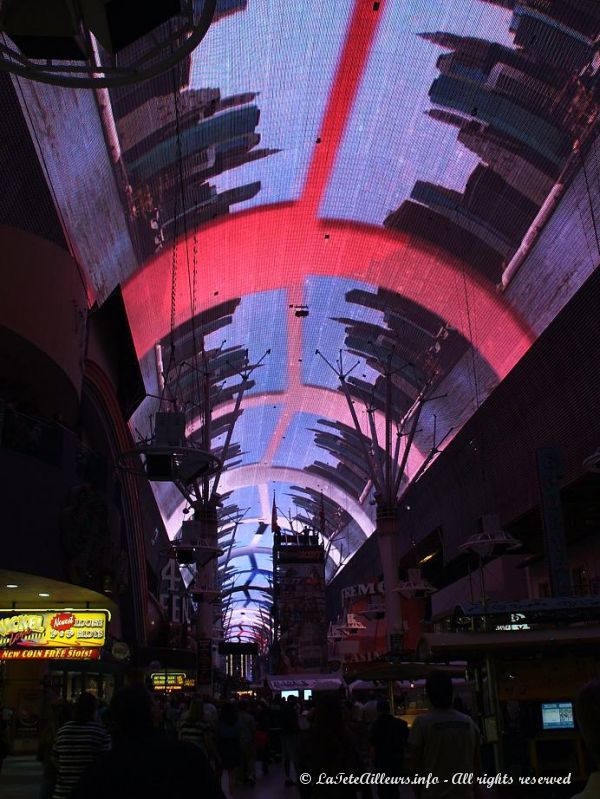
[348,680,382,691]
[0,570,119,614]
[418,626,600,659]
[349,677,465,691]
[266,673,344,691]
[443,597,600,621]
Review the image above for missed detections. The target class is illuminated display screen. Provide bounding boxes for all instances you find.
[150,672,187,691]
[541,702,575,731]
[0,610,109,660]
[6,0,600,640]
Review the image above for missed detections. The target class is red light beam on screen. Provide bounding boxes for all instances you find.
[122,0,535,380]
[301,0,386,216]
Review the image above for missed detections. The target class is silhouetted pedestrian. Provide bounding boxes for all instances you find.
[281,696,300,787]
[217,702,243,796]
[369,699,409,798]
[410,672,482,798]
[573,678,600,798]
[70,685,224,799]
[51,693,110,799]
[298,694,370,798]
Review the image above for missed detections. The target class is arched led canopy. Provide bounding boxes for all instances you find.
[15,0,599,638]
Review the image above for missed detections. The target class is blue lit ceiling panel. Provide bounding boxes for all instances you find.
[322,0,515,224]
[212,403,283,467]
[190,0,355,208]
[232,521,273,550]
[302,276,383,390]
[272,412,338,471]
[204,288,288,395]
[223,485,261,518]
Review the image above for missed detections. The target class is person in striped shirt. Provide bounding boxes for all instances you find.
[51,692,111,799]
[178,698,212,756]
[70,684,225,799]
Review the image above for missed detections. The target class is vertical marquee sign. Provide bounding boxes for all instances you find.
[0,609,110,660]
[160,558,192,647]
[277,544,327,673]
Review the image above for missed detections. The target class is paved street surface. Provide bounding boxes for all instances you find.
[1,756,580,799]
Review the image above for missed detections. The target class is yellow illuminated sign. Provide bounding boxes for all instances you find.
[0,647,101,660]
[150,672,186,691]
[0,609,110,656]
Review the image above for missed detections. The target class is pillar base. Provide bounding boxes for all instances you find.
[375,504,404,648]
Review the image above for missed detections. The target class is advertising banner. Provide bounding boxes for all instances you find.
[0,609,109,660]
[278,546,327,673]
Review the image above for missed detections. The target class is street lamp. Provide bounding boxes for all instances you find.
[393,568,437,599]
[458,515,522,617]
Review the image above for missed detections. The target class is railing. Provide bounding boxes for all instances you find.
[0,404,65,466]
[0,402,107,483]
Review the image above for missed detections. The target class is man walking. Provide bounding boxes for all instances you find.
[369,699,409,798]
[410,672,481,798]
[572,678,600,798]
[51,693,110,799]
[280,696,300,787]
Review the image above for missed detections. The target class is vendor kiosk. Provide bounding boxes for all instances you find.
[266,673,345,700]
[348,660,468,727]
[419,598,600,781]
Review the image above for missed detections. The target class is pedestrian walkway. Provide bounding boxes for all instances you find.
[0,756,43,799]
[0,756,417,799]
[1,756,530,799]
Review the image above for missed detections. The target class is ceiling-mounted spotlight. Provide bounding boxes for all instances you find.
[118,411,221,485]
[174,548,195,566]
[291,305,309,318]
[171,520,223,568]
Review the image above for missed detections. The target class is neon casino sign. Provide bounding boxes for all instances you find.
[0,609,110,660]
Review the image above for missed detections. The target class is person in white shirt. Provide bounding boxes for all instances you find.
[410,671,482,799]
[202,695,219,728]
[361,694,379,725]
[572,678,600,799]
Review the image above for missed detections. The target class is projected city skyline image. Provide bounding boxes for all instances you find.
[4,0,600,639]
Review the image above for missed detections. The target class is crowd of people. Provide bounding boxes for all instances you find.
[24,672,479,799]
[2,673,599,798]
